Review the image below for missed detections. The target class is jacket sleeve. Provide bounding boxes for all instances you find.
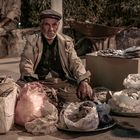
[19,38,36,79]
[65,38,91,84]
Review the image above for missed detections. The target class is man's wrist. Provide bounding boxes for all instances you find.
[80,78,89,84]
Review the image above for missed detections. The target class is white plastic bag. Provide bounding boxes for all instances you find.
[60,101,99,130]
[108,90,140,113]
[123,74,140,89]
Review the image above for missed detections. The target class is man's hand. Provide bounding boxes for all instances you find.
[77,80,94,100]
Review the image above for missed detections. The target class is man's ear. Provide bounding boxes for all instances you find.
[57,21,60,26]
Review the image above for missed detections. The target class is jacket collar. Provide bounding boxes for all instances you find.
[34,33,43,70]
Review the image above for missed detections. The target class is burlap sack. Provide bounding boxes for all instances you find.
[0,76,18,133]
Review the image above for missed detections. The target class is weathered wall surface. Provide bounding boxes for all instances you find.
[6,28,39,57]
[0,27,140,57]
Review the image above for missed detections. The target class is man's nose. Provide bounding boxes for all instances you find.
[49,25,54,31]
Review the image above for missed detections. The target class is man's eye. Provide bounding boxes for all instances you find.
[53,23,57,27]
[45,23,49,26]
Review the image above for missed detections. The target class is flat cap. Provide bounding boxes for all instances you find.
[40,9,62,20]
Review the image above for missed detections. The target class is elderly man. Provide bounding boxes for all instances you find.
[0,0,21,57]
[19,9,93,100]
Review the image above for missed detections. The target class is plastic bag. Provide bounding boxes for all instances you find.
[25,100,58,135]
[123,74,140,89]
[15,82,47,126]
[96,103,112,126]
[108,90,140,113]
[60,101,99,130]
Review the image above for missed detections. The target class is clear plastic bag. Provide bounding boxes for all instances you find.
[59,101,99,131]
[15,82,47,126]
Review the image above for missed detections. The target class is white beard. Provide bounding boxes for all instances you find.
[43,32,57,40]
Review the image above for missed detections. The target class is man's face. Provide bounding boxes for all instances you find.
[41,18,60,40]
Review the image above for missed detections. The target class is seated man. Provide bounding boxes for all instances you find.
[19,9,93,100]
[0,0,21,57]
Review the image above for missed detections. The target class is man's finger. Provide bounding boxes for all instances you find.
[77,90,81,99]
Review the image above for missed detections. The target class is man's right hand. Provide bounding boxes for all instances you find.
[77,80,94,100]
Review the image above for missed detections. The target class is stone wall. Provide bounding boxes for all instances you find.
[8,27,40,57]
[93,28,140,51]
[1,27,140,58]
[8,29,26,57]
[116,27,140,49]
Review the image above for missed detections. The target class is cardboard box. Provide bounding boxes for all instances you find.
[86,53,140,91]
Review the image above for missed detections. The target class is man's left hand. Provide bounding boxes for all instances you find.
[77,80,94,100]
